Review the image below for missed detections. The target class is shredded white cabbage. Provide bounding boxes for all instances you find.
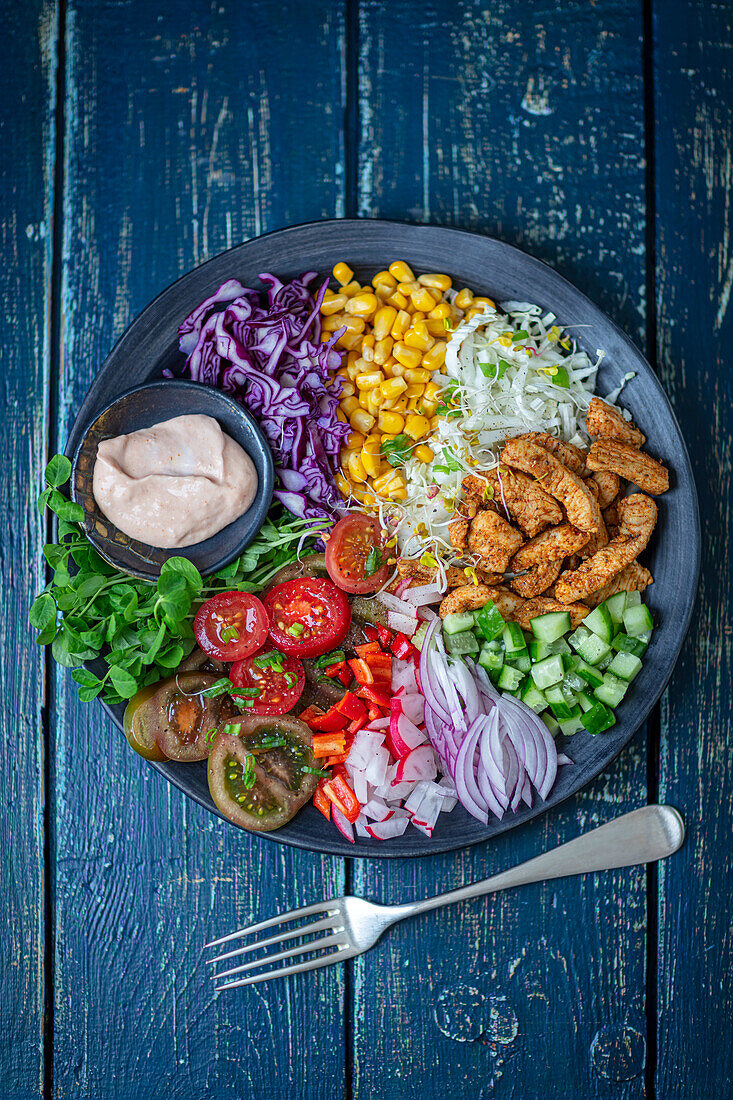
[395,301,606,558]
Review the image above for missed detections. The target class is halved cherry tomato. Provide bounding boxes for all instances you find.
[229,651,305,716]
[264,577,350,658]
[194,591,268,660]
[325,515,391,594]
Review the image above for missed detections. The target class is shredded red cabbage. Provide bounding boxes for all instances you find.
[176,272,349,521]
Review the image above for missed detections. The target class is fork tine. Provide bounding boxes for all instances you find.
[215,944,356,991]
[212,932,349,981]
[204,899,339,950]
[207,914,341,964]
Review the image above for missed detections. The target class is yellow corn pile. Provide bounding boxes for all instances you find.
[320,260,493,507]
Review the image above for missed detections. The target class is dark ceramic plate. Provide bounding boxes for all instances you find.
[69,379,274,580]
[66,220,700,858]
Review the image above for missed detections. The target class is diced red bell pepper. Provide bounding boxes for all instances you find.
[363,625,380,642]
[323,774,361,824]
[347,716,365,735]
[324,659,350,682]
[366,652,392,681]
[312,732,347,756]
[391,632,418,661]
[367,705,385,723]
[376,624,394,648]
[313,780,331,820]
[354,641,382,658]
[357,684,392,709]
[323,752,349,766]
[309,707,348,733]
[299,705,326,729]
[334,692,368,722]
[348,657,374,685]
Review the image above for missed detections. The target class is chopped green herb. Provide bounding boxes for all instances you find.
[205,727,217,745]
[232,687,261,699]
[314,649,346,670]
[512,330,528,342]
[220,624,240,644]
[223,723,243,736]
[242,754,257,788]
[287,623,305,638]
[201,678,232,698]
[365,546,384,576]
[283,672,297,687]
[253,649,286,671]
[380,433,414,468]
[302,765,331,777]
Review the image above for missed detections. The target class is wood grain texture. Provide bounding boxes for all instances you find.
[52,3,347,1097]
[353,4,650,1096]
[653,1,733,1096]
[0,4,57,1098]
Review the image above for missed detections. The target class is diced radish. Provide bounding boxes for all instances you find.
[387,611,419,635]
[387,780,418,800]
[400,691,424,726]
[402,583,443,606]
[366,816,410,840]
[395,745,438,783]
[331,806,355,843]
[411,820,433,837]
[362,798,391,821]
[389,704,428,757]
[352,770,371,804]
[364,747,390,787]
[354,817,370,838]
[378,591,417,617]
[366,717,390,731]
[392,659,418,695]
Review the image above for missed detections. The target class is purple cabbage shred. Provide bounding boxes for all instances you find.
[177,272,351,521]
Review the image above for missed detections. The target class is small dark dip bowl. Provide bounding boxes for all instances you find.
[70,379,274,580]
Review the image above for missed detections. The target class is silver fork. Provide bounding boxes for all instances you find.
[206,804,684,991]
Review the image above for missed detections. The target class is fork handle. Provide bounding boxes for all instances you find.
[404,805,684,919]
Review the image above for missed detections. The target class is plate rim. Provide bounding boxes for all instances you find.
[66,218,701,858]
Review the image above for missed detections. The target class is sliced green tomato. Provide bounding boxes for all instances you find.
[443,611,475,635]
[594,673,629,709]
[530,610,571,644]
[622,603,654,637]
[583,701,616,734]
[474,600,505,642]
[612,632,649,657]
[502,621,527,659]
[497,664,525,692]
[123,683,168,761]
[584,604,614,643]
[607,651,643,682]
[602,592,628,625]
[153,672,237,762]
[207,715,318,832]
[530,654,566,691]
[444,629,480,656]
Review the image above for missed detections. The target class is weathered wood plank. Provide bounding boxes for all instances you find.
[0,4,57,1098]
[52,3,347,1097]
[353,4,650,1096]
[653,1,733,1095]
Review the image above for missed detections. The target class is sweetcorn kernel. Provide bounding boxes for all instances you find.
[340,281,362,298]
[321,293,348,315]
[347,451,368,482]
[373,306,397,340]
[385,291,408,310]
[388,260,415,282]
[373,336,394,365]
[418,273,452,292]
[427,301,452,319]
[423,341,447,370]
[340,395,359,416]
[404,367,430,385]
[372,270,397,292]
[377,410,405,434]
[410,287,438,312]
[349,408,375,434]
[335,472,351,497]
[393,343,423,369]
[346,292,379,318]
[404,413,431,440]
[414,444,435,463]
[333,262,354,285]
[355,370,383,390]
[454,288,474,310]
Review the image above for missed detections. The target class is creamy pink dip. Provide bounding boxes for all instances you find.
[92,414,258,548]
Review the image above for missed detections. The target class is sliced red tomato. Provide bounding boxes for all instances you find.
[229,651,305,716]
[325,515,391,594]
[264,577,350,657]
[194,591,268,660]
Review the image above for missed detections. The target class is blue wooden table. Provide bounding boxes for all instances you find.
[2,2,730,1096]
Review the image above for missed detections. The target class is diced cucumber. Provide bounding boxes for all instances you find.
[582,701,616,734]
[520,680,547,713]
[508,653,531,673]
[502,621,528,658]
[411,621,430,651]
[584,603,614,643]
[548,637,572,656]
[625,590,642,608]
[577,690,596,712]
[559,709,585,737]
[545,683,571,706]
[623,603,654,637]
[568,625,592,652]
[497,665,525,692]
[443,611,475,635]
[607,651,643,682]
[530,610,572,644]
[564,666,587,693]
[478,642,504,673]
[444,630,479,656]
[602,591,628,625]
[529,638,552,662]
[575,658,605,689]
[530,654,566,690]
[594,672,629,708]
[542,712,561,736]
[576,632,613,666]
[598,653,614,670]
[612,632,649,658]
[474,600,505,641]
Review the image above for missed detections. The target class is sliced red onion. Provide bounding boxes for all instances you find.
[500,693,557,800]
[478,708,510,811]
[454,719,489,824]
[557,753,573,766]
